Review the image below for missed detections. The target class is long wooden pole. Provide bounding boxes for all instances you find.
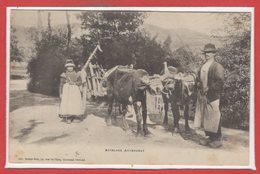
[80,44,102,82]
[82,44,102,71]
[80,44,102,113]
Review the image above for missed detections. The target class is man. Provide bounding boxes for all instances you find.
[194,43,225,148]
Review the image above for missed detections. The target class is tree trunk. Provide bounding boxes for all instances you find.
[37,11,43,40]
[65,11,72,54]
[47,12,52,34]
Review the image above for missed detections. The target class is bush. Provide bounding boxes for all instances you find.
[27,30,68,96]
[217,31,250,130]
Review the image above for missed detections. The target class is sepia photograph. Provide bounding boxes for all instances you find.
[6,7,254,169]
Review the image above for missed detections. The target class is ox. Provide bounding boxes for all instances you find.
[161,67,197,133]
[103,66,154,136]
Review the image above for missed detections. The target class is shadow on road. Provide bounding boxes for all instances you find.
[32,133,70,145]
[14,119,44,142]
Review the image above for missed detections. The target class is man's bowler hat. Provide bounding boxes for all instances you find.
[201,43,217,53]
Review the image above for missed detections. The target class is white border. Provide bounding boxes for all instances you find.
[6,6,11,171]
[249,7,255,170]
[5,7,255,170]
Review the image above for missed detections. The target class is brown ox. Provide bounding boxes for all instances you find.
[161,68,197,133]
[103,66,153,136]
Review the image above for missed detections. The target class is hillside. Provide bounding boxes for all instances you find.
[143,24,221,53]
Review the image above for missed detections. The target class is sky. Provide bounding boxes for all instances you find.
[145,12,227,35]
[10,10,234,35]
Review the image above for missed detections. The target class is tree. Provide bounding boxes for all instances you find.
[215,13,251,129]
[127,31,168,74]
[27,29,68,96]
[47,12,52,33]
[80,12,145,40]
[169,47,203,73]
[27,11,87,96]
[163,35,172,51]
[79,12,177,75]
[10,26,24,62]
[79,12,146,69]
[65,11,72,53]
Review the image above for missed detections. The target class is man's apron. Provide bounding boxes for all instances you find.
[194,59,221,133]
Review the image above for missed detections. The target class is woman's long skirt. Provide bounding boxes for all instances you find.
[59,84,83,117]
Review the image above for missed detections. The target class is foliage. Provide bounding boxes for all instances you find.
[27,28,82,96]
[169,47,203,73]
[80,11,145,40]
[79,12,177,75]
[79,11,144,67]
[215,13,251,130]
[127,31,169,74]
[10,26,24,62]
[27,11,176,97]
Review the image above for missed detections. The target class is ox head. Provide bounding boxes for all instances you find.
[162,78,177,92]
[139,73,179,95]
[161,72,185,91]
[161,72,197,104]
[136,71,151,90]
[133,69,158,95]
[146,75,164,95]
[161,76,185,105]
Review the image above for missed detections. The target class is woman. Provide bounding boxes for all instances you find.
[59,59,83,123]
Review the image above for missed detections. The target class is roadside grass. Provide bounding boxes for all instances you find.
[9,90,59,112]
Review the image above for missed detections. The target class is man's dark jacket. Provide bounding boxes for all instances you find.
[198,60,225,102]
